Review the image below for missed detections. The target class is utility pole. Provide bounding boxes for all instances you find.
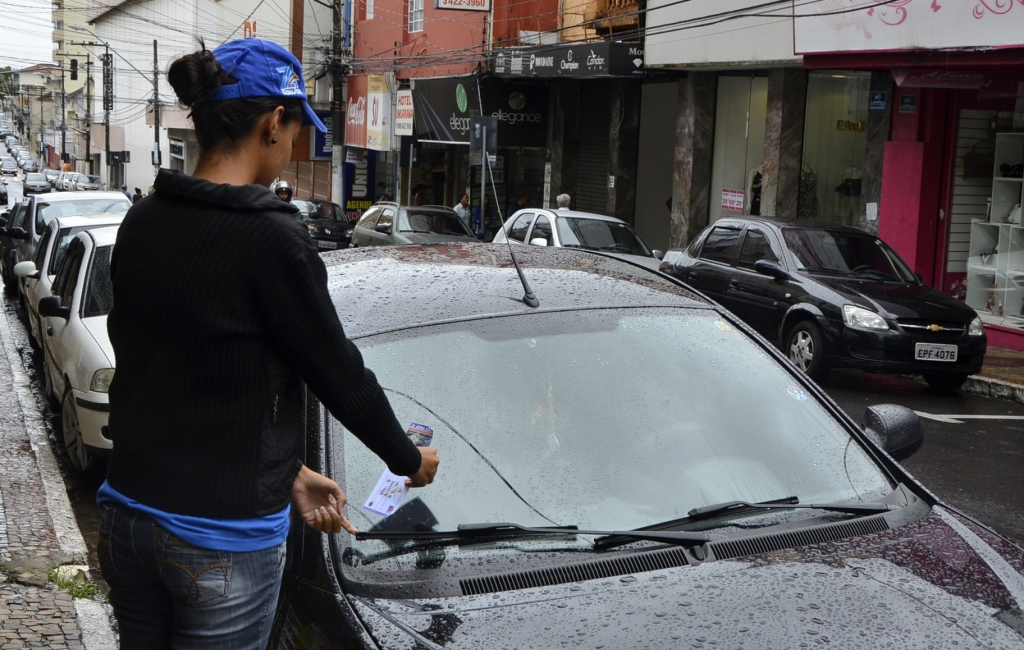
[331,0,347,207]
[60,64,66,166]
[84,54,92,174]
[152,40,160,170]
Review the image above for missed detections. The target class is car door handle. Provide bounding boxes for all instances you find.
[46,327,53,336]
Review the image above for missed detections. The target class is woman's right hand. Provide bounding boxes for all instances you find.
[405,447,440,487]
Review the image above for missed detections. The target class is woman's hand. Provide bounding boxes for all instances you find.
[405,447,440,487]
[292,465,358,534]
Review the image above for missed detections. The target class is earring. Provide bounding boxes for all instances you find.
[271,138,277,144]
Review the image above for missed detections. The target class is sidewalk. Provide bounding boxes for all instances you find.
[0,298,116,649]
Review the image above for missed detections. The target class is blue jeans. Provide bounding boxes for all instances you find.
[97,502,286,650]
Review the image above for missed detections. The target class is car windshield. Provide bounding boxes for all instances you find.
[83,245,113,318]
[335,308,891,574]
[82,175,100,184]
[36,198,131,230]
[398,209,474,236]
[556,218,653,257]
[783,228,917,282]
[292,199,315,216]
[26,173,45,182]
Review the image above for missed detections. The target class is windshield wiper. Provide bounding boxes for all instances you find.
[593,498,889,551]
[801,267,851,276]
[357,522,709,548]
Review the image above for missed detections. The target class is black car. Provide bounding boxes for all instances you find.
[659,218,985,391]
[0,200,25,293]
[292,198,354,250]
[0,178,7,206]
[268,244,1024,649]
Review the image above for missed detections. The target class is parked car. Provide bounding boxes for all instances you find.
[4,192,132,301]
[20,227,117,473]
[350,202,478,247]
[14,213,126,353]
[43,169,59,187]
[59,172,80,191]
[21,159,38,173]
[492,208,664,270]
[292,197,354,250]
[0,178,7,206]
[659,218,986,391]
[23,172,50,194]
[0,201,27,293]
[267,243,1024,650]
[72,174,102,191]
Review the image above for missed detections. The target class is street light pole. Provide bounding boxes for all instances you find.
[152,39,160,170]
[331,0,347,207]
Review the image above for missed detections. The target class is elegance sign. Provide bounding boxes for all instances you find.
[492,42,644,77]
[795,0,1024,54]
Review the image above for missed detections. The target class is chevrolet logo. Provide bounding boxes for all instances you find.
[927,324,944,332]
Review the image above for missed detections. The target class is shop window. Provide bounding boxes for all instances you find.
[710,76,768,222]
[801,71,871,226]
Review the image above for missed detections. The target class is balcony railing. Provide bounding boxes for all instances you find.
[587,0,639,34]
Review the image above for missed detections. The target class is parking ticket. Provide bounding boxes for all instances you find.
[363,423,433,517]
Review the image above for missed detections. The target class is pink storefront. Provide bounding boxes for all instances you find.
[796,1,1024,349]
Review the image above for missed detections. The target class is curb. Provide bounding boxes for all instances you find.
[0,300,118,649]
[961,374,1024,404]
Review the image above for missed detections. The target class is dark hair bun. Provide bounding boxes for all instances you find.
[168,44,226,108]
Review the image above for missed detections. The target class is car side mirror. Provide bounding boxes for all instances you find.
[529,237,548,247]
[13,261,39,280]
[6,226,28,240]
[754,259,789,281]
[862,404,924,461]
[38,295,70,320]
[652,249,665,260]
[374,222,393,235]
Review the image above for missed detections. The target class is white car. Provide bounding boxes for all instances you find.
[491,208,664,270]
[21,226,118,473]
[14,213,126,353]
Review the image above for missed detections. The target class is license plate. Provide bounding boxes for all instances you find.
[317,240,338,249]
[915,343,958,362]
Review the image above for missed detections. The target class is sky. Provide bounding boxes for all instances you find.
[0,0,55,69]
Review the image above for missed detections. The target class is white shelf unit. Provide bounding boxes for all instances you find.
[967,133,1024,321]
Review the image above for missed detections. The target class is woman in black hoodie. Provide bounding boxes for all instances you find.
[97,38,439,649]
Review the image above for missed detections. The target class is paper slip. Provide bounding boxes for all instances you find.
[363,423,433,517]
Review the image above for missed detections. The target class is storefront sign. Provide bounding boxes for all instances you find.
[435,0,490,10]
[892,68,989,89]
[492,42,645,78]
[169,139,185,160]
[345,76,368,149]
[869,91,888,110]
[344,148,376,219]
[795,1,1024,54]
[722,188,744,212]
[395,90,414,136]
[366,75,391,151]
[469,116,498,168]
[836,120,867,132]
[412,78,548,147]
[899,95,918,114]
[311,111,332,160]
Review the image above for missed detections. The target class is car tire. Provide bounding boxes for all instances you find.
[62,386,97,475]
[787,321,829,382]
[924,372,968,393]
[42,361,58,412]
[22,299,39,351]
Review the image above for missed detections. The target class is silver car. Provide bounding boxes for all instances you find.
[492,208,664,270]
[350,203,479,247]
[72,174,102,191]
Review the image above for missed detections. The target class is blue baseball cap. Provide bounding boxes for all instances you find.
[208,38,326,133]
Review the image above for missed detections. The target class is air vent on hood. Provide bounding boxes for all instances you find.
[459,546,691,596]
[709,516,889,561]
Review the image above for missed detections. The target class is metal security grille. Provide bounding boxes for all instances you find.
[574,82,612,215]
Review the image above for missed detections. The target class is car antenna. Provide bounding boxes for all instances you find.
[485,152,539,308]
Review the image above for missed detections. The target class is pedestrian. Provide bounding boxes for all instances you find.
[412,184,426,206]
[120,184,132,201]
[472,195,492,240]
[507,192,529,220]
[452,192,471,229]
[132,187,143,203]
[556,193,571,210]
[98,38,439,649]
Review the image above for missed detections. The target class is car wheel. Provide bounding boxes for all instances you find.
[24,304,39,351]
[62,386,94,474]
[41,360,59,411]
[787,321,829,382]
[924,372,968,393]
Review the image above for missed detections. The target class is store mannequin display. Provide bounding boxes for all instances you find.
[798,165,819,220]
[835,167,863,222]
[747,165,764,216]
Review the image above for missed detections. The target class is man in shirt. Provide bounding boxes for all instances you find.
[507,192,529,220]
[556,193,571,210]
[453,192,471,229]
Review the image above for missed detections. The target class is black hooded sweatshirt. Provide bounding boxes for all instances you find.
[105,169,421,519]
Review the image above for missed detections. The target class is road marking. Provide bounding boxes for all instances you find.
[914,411,1024,424]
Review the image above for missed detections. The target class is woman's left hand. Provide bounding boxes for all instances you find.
[291,465,358,534]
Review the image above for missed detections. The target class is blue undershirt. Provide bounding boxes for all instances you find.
[97,480,290,552]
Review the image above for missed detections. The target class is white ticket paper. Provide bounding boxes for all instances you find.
[363,423,433,517]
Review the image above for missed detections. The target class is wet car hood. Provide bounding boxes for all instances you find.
[350,508,1024,649]
[806,275,978,323]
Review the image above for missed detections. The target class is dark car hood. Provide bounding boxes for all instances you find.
[351,508,1024,649]
[806,275,978,323]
